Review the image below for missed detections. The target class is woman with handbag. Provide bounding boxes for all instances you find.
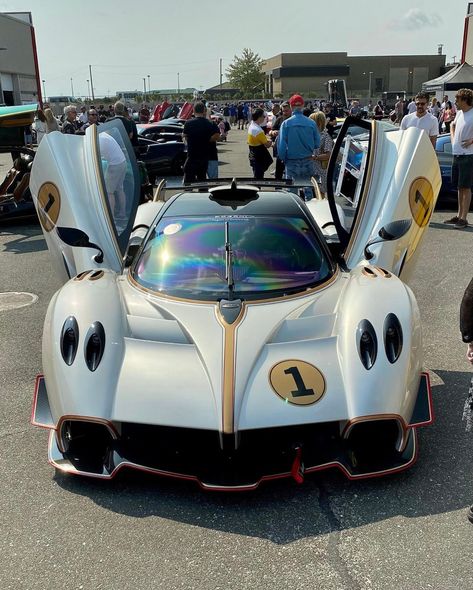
[460,277,473,522]
[247,108,273,179]
[441,101,455,133]
[310,112,334,198]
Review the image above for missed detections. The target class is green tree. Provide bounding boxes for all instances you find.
[226,48,265,97]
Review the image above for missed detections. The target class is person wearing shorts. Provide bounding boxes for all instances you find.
[445,88,473,229]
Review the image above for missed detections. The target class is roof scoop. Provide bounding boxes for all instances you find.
[209,179,259,209]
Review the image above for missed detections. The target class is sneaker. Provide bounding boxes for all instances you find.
[444,216,459,224]
[468,506,473,524]
[455,219,468,229]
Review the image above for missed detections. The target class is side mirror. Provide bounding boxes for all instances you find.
[56,227,104,263]
[364,219,412,261]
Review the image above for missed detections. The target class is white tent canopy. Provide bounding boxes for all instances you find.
[422,62,473,99]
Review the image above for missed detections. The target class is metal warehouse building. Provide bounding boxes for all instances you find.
[263,52,447,99]
[0,12,41,106]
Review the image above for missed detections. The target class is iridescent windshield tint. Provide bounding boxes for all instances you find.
[133,215,331,300]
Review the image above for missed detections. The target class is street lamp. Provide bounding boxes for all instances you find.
[143,77,146,100]
[368,72,373,99]
[42,79,47,102]
[70,77,74,98]
[177,72,180,96]
[86,79,91,101]
[147,74,150,95]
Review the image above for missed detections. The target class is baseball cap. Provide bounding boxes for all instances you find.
[289,94,304,107]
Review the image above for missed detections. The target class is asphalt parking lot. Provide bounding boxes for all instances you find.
[1,129,473,590]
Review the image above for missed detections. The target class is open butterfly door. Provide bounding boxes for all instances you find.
[30,120,141,283]
[326,117,441,280]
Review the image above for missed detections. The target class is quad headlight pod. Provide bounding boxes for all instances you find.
[60,316,79,366]
[84,322,106,372]
[357,320,377,370]
[384,313,403,363]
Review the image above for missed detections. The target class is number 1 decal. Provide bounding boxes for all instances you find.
[270,360,326,406]
[284,366,316,397]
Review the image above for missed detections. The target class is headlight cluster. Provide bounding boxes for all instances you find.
[60,318,106,371]
[357,315,403,370]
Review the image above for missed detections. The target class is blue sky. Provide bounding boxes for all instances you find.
[0,0,469,97]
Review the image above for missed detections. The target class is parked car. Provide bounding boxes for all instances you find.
[137,120,184,143]
[30,117,440,490]
[434,133,473,209]
[136,136,186,179]
[0,103,38,223]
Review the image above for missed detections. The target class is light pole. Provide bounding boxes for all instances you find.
[368,72,373,99]
[42,79,47,102]
[143,77,146,101]
[86,79,91,101]
[88,64,95,101]
[70,77,74,98]
[147,74,150,95]
[177,72,180,96]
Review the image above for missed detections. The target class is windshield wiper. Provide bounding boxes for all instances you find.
[224,221,234,300]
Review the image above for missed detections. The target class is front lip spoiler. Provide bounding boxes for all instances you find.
[33,373,433,492]
[46,428,420,492]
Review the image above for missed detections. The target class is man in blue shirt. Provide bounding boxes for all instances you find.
[277,94,320,188]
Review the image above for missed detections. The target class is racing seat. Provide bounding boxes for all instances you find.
[0,168,21,197]
[0,172,30,203]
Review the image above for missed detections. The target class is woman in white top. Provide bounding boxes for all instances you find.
[32,110,47,144]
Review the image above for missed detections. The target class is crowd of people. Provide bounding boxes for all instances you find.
[27,89,473,226]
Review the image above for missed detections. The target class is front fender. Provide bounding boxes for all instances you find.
[42,270,126,423]
[335,264,422,423]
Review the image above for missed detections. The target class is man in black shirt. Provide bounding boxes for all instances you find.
[183,102,220,183]
[269,101,291,180]
[324,103,337,137]
[61,105,79,134]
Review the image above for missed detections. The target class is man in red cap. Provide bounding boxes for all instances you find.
[277,94,320,191]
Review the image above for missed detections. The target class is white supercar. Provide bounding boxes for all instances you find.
[30,117,440,491]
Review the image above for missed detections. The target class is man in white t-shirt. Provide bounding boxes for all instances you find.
[400,92,438,148]
[444,88,473,229]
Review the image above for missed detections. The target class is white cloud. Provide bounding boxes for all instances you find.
[388,9,442,31]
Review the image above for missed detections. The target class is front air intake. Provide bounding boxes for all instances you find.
[345,419,404,469]
[59,419,115,474]
[84,322,105,371]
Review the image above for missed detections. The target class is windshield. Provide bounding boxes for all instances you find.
[132,215,331,301]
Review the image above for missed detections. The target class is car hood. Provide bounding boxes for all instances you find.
[114,273,346,433]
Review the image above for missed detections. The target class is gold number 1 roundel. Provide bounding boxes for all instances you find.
[37,182,61,232]
[408,177,434,228]
[269,360,326,406]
